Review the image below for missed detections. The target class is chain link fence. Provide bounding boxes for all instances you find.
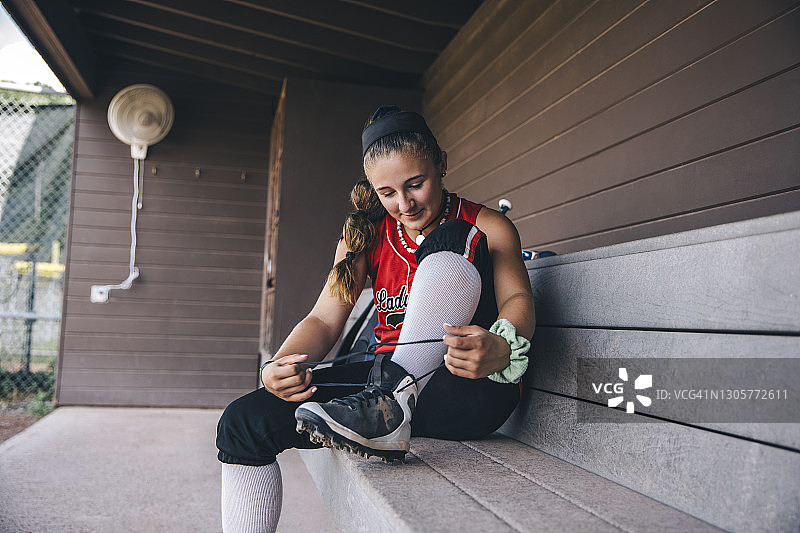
[0,86,74,410]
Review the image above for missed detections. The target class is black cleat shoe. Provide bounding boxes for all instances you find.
[295,357,417,463]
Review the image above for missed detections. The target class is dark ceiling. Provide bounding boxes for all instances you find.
[6,0,483,99]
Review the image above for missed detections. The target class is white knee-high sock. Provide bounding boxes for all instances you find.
[391,251,481,390]
[221,462,282,533]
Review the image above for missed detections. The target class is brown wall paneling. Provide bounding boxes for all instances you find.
[439,0,791,175]
[66,280,261,307]
[439,0,751,166]
[70,210,266,240]
[462,17,800,213]
[74,137,266,170]
[516,125,800,248]
[60,368,248,390]
[62,333,255,358]
[63,315,258,339]
[73,172,269,207]
[423,0,556,115]
[423,0,800,253]
[64,297,259,322]
[60,352,254,373]
[56,60,272,407]
[68,243,261,273]
[54,388,242,408]
[455,3,800,202]
[430,0,650,150]
[66,263,262,289]
[553,188,800,252]
[70,190,266,221]
[68,226,264,255]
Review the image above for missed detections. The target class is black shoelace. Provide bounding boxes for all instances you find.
[299,338,446,392]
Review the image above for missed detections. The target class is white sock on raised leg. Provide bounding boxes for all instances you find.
[221,462,282,533]
[391,251,481,390]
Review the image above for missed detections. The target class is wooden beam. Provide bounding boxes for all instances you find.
[82,14,318,83]
[91,36,283,96]
[3,0,96,98]
[227,0,456,53]
[126,0,435,73]
[72,0,419,88]
[342,0,483,28]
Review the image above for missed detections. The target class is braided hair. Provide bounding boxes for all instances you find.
[326,178,385,304]
[327,106,444,304]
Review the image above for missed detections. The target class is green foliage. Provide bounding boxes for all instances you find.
[27,390,53,417]
[0,367,55,417]
[0,87,74,106]
[0,369,54,396]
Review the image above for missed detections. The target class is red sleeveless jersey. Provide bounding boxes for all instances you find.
[366,193,484,354]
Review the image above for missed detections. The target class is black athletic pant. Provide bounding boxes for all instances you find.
[217,362,520,465]
[216,219,521,466]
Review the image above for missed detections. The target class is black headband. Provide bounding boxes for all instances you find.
[361,111,433,157]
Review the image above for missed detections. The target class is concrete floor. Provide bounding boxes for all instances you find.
[0,406,338,532]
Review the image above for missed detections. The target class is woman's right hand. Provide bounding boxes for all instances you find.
[260,354,317,402]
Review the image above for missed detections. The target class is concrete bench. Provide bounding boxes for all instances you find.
[300,211,800,532]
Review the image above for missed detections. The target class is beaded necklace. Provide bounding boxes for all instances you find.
[396,191,451,254]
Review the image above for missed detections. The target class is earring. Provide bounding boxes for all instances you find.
[441,171,447,177]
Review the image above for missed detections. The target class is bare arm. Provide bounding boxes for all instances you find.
[480,207,535,339]
[261,238,368,400]
[443,208,535,379]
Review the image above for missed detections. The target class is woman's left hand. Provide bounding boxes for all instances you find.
[442,323,511,379]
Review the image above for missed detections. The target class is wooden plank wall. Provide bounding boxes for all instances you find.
[423,0,800,253]
[56,59,272,407]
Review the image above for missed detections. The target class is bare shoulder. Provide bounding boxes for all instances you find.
[475,206,522,251]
